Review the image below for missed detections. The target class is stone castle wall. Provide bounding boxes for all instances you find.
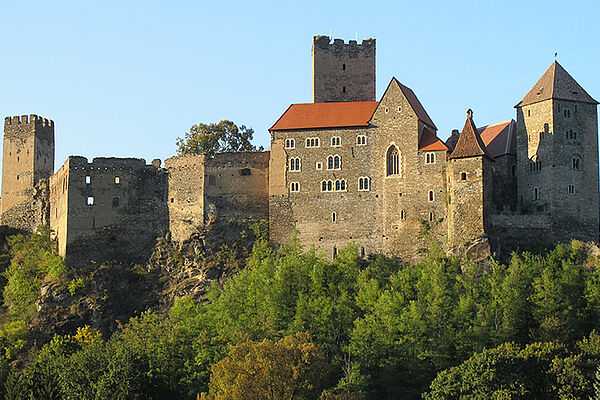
[166,151,269,243]
[1,115,54,230]
[49,156,169,266]
[312,36,376,103]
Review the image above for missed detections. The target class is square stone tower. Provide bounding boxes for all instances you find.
[515,62,599,242]
[1,115,54,230]
[312,35,376,103]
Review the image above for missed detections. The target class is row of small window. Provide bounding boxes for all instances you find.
[289,155,341,171]
[529,157,582,172]
[85,176,121,184]
[532,185,577,200]
[86,196,120,207]
[284,135,368,149]
[565,130,578,140]
[289,177,372,193]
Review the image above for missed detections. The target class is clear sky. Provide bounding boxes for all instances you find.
[1,0,599,171]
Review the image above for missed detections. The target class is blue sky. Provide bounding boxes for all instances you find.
[1,0,599,170]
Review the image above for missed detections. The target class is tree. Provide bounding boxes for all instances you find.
[176,120,261,157]
[201,333,331,400]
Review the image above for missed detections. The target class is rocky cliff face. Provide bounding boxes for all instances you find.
[30,220,260,342]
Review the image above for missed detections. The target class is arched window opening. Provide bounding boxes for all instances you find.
[322,181,327,192]
[386,146,400,176]
[400,210,406,220]
[336,180,341,191]
[328,156,333,170]
[533,187,540,200]
[332,213,336,223]
[429,212,434,222]
[340,180,346,191]
[428,190,434,202]
[327,181,333,191]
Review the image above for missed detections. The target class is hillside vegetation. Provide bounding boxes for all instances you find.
[0,228,599,398]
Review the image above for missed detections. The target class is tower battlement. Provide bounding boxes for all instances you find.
[5,115,54,128]
[312,35,376,103]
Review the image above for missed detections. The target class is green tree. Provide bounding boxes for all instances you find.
[176,120,261,157]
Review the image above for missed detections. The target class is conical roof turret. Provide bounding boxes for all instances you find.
[449,109,493,160]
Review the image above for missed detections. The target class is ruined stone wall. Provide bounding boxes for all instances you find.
[1,115,54,230]
[204,151,269,224]
[166,151,269,243]
[54,156,168,265]
[165,155,206,242]
[312,36,376,103]
[49,162,70,256]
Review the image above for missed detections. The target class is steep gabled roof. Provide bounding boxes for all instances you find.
[419,128,449,151]
[449,109,493,160]
[269,101,378,131]
[389,78,437,130]
[478,119,516,157]
[517,61,598,107]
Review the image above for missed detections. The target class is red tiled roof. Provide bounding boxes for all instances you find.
[269,101,379,131]
[419,128,449,151]
[478,120,516,157]
[449,109,493,160]
[517,61,598,107]
[392,78,437,130]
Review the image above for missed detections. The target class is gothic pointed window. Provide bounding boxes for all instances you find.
[386,146,400,176]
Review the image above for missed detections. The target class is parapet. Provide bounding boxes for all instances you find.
[64,156,150,170]
[4,114,54,129]
[313,35,376,50]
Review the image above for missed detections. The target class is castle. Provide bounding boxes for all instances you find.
[1,36,598,264]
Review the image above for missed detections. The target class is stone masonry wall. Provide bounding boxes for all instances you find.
[166,151,269,243]
[52,156,168,266]
[165,155,206,242]
[1,115,54,231]
[270,80,449,262]
[312,36,376,103]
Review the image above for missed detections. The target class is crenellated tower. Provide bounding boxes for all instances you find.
[515,62,599,242]
[1,115,55,230]
[311,35,376,103]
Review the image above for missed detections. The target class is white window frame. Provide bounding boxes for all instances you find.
[290,182,299,192]
[306,137,320,148]
[321,179,347,192]
[327,155,341,170]
[428,190,435,202]
[331,136,341,147]
[357,135,367,146]
[285,138,296,149]
[316,162,322,170]
[289,157,301,172]
[358,176,371,191]
[425,152,435,164]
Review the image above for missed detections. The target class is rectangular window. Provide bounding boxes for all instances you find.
[86,176,91,184]
[331,137,341,147]
[285,138,295,149]
[306,137,320,148]
[425,152,435,164]
[568,184,575,194]
[240,168,252,176]
[114,176,120,184]
[357,135,367,145]
[316,162,322,170]
[290,182,299,192]
[87,196,94,206]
